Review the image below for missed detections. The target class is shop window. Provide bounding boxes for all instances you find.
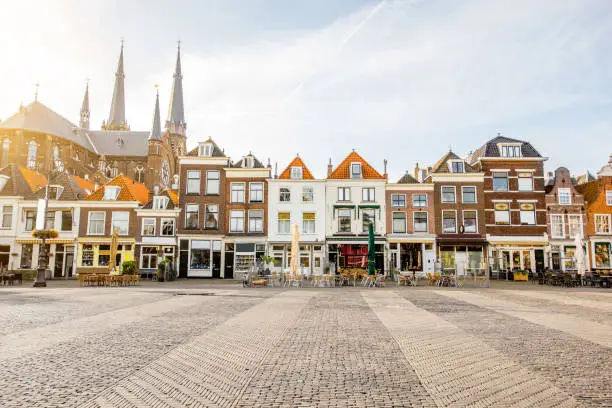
[338,209,352,233]
[550,215,564,238]
[523,250,532,270]
[519,203,535,225]
[1,205,12,228]
[248,210,264,233]
[440,247,455,270]
[190,240,211,270]
[493,172,508,192]
[392,212,406,233]
[441,186,455,203]
[111,211,129,235]
[142,218,156,236]
[461,186,476,204]
[463,210,478,233]
[442,211,456,233]
[186,170,200,194]
[303,212,315,234]
[98,244,110,266]
[391,194,405,207]
[185,204,199,229]
[518,172,533,192]
[494,203,510,225]
[558,188,571,205]
[467,247,483,270]
[141,247,158,269]
[206,170,220,195]
[231,183,245,203]
[362,209,375,232]
[594,242,611,268]
[20,244,33,268]
[61,211,72,231]
[564,247,576,271]
[302,187,314,202]
[205,205,218,229]
[278,212,290,234]
[230,210,244,232]
[279,187,291,202]
[161,219,175,236]
[249,182,264,203]
[81,244,94,266]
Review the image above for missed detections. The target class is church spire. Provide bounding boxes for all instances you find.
[149,87,162,140]
[104,40,128,130]
[166,41,186,136]
[80,82,90,130]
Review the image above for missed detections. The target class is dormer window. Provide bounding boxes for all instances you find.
[47,185,63,200]
[243,156,254,168]
[198,142,213,157]
[449,161,464,173]
[290,166,303,180]
[499,144,522,158]
[153,196,169,210]
[350,163,362,179]
[102,185,121,200]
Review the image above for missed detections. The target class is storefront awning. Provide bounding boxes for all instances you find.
[358,205,380,209]
[437,237,487,245]
[333,205,356,209]
[77,237,135,245]
[488,241,547,247]
[16,239,75,244]
[387,236,435,243]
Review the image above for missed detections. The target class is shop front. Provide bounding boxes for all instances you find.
[437,238,487,277]
[136,237,177,278]
[590,239,611,271]
[326,238,386,274]
[17,238,77,278]
[549,242,590,272]
[488,236,547,278]
[76,238,135,274]
[178,238,223,278]
[223,239,266,279]
[387,235,436,276]
[268,242,325,276]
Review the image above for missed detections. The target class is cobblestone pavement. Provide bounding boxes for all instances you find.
[1,284,610,407]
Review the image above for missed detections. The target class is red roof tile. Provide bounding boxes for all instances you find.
[18,166,47,192]
[278,156,315,180]
[85,175,149,205]
[73,175,94,192]
[328,151,384,180]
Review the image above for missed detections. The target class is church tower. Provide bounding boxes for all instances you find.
[147,88,173,188]
[80,83,90,130]
[165,43,187,161]
[102,41,129,131]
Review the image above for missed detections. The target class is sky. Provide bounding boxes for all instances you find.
[0,0,611,180]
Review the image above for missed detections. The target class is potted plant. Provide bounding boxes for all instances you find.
[260,255,274,274]
[121,260,137,275]
[32,229,59,240]
[513,269,529,281]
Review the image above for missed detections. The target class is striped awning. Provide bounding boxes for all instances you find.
[16,239,75,244]
[77,237,135,245]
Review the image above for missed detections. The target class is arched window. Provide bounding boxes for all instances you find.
[112,161,119,177]
[27,141,37,170]
[135,165,144,183]
[1,139,9,168]
[53,145,63,171]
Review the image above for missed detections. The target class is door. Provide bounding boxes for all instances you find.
[179,250,188,278]
[455,252,467,277]
[535,250,544,273]
[423,250,436,274]
[224,252,234,279]
[54,253,64,278]
[64,253,74,278]
[212,251,221,278]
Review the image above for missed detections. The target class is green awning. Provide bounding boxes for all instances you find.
[358,205,380,209]
[334,205,356,209]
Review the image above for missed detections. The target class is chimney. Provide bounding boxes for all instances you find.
[274,162,278,179]
[414,162,420,180]
[426,166,432,178]
[383,159,388,179]
[327,158,333,177]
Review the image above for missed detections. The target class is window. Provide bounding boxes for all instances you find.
[47,186,63,200]
[20,244,33,268]
[500,144,521,158]
[88,211,105,234]
[441,186,456,203]
[198,142,213,157]
[230,210,245,232]
[278,212,290,234]
[338,209,352,232]
[185,204,199,229]
[142,218,156,236]
[462,186,476,204]
[190,240,211,270]
[550,214,564,238]
[279,187,291,202]
[412,194,427,207]
[186,170,201,194]
[519,203,536,225]
[414,212,428,232]
[231,183,245,203]
[248,210,264,232]
[206,170,220,195]
[450,161,464,173]
[1,205,12,228]
[606,191,612,206]
[103,186,121,200]
[463,210,478,233]
[302,187,314,202]
[338,187,350,201]
[568,215,581,238]
[594,242,611,268]
[442,211,456,233]
[351,163,362,179]
[249,182,264,203]
[134,166,144,183]
[61,210,72,231]
[303,212,315,234]
[152,196,169,210]
[362,188,375,202]
[161,218,175,236]
[494,203,510,225]
[391,194,405,207]
[205,204,218,229]
[111,211,129,235]
[81,244,93,266]
[362,209,375,232]
[392,212,406,233]
[290,166,303,180]
[558,188,571,205]
[27,141,37,169]
[140,247,158,269]
[517,172,533,192]
[25,210,37,231]
[44,211,55,229]
[493,172,508,192]
[595,215,611,234]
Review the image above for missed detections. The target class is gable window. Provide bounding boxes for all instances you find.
[557,188,571,205]
[302,212,315,234]
[186,170,201,194]
[500,144,521,158]
[518,172,533,192]
[461,186,476,204]
[290,166,303,180]
[302,187,314,202]
[450,161,464,173]
[185,204,199,229]
[248,210,264,233]
[230,210,245,232]
[153,196,169,210]
[61,210,72,231]
[140,247,158,269]
[442,211,456,233]
[392,212,406,233]
[338,187,350,202]
[362,187,375,202]
[463,210,478,233]
[205,204,218,229]
[111,211,129,235]
[279,187,291,202]
[1,205,12,228]
[391,194,405,207]
[412,194,427,207]
[441,186,456,203]
[142,218,156,236]
[161,219,175,236]
[362,209,375,232]
[249,182,264,203]
[25,210,37,231]
[519,203,536,225]
[414,212,428,232]
[350,163,362,179]
[278,212,290,234]
[550,215,564,238]
[231,183,245,203]
[206,170,220,195]
[493,172,508,192]
[595,215,611,234]
[103,186,121,200]
[606,191,612,206]
[338,209,352,232]
[494,203,510,225]
[87,211,105,235]
[27,140,37,170]
[198,142,213,157]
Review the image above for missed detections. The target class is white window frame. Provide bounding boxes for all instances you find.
[413,211,428,233]
[518,172,534,192]
[302,187,314,202]
[185,204,199,229]
[494,204,511,225]
[499,143,522,158]
[461,186,477,204]
[111,211,130,236]
[204,204,219,230]
[152,196,169,210]
[1,205,12,229]
[441,186,456,204]
[550,214,564,238]
[558,188,571,205]
[290,166,303,180]
[568,214,582,238]
[412,194,427,208]
[449,160,464,173]
[493,172,509,192]
[87,211,106,235]
[442,210,457,233]
[391,194,406,207]
[140,246,158,269]
[519,205,536,225]
[279,187,291,202]
[595,214,611,234]
[141,218,156,236]
[206,170,220,195]
[103,185,121,200]
[350,162,362,179]
[338,208,352,233]
[278,212,290,234]
[462,210,478,233]
[362,187,375,202]
[230,210,245,232]
[231,182,245,203]
[338,187,351,202]
[248,210,264,233]
[302,212,316,234]
[391,211,406,234]
[249,182,264,203]
[606,190,612,206]
[186,170,201,194]
[161,218,175,236]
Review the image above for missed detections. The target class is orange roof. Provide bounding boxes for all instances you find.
[328,151,384,180]
[278,156,315,180]
[85,175,149,205]
[167,190,179,206]
[73,175,94,192]
[18,166,47,192]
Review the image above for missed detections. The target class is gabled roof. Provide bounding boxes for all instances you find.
[19,166,48,192]
[86,130,149,156]
[431,151,478,174]
[469,135,542,163]
[232,152,265,169]
[278,156,315,180]
[397,172,419,184]
[141,189,178,210]
[27,172,90,201]
[85,174,149,205]
[328,151,384,180]
[0,164,47,197]
[186,137,226,157]
[167,189,179,205]
[73,175,95,193]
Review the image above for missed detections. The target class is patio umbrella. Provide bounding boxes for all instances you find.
[367,222,376,275]
[574,230,586,276]
[290,223,300,279]
[109,227,119,273]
